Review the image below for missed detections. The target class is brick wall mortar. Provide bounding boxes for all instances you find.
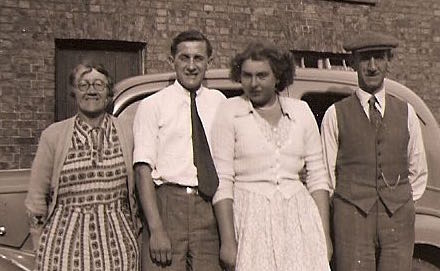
[1,0,439,169]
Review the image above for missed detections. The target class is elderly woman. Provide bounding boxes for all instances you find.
[25,63,140,271]
[211,42,332,271]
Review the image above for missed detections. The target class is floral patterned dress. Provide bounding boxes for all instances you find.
[35,115,139,271]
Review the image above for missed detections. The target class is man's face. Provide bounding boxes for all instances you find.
[169,41,212,92]
[354,50,390,94]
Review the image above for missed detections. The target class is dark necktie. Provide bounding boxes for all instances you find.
[368,96,382,129]
[190,91,219,200]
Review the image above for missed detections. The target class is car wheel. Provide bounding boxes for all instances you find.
[413,257,440,271]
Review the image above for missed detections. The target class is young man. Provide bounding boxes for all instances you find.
[321,32,428,271]
[133,30,226,271]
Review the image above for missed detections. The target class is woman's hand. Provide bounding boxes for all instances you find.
[30,231,42,251]
[220,241,237,271]
[325,231,333,261]
[310,190,332,262]
[214,199,236,270]
[28,214,45,251]
[149,229,172,265]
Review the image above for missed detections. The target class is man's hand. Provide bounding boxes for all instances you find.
[135,164,172,265]
[149,229,172,265]
[220,241,237,271]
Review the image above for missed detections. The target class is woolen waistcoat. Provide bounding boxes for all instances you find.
[335,94,412,214]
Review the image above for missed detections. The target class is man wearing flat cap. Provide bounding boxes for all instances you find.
[321,31,427,271]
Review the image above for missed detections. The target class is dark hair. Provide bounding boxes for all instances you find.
[69,62,114,97]
[230,41,295,92]
[170,30,213,57]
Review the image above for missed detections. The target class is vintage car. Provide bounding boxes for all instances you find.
[1,68,440,271]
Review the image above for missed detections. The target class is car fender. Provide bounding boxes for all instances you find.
[415,212,440,248]
[0,246,34,271]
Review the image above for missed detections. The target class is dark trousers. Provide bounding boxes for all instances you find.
[333,197,415,271]
[141,184,221,271]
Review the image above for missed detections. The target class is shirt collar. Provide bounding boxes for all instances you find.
[173,80,205,100]
[76,113,110,133]
[74,113,112,147]
[279,96,295,120]
[355,86,386,109]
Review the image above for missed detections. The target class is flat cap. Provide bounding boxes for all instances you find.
[343,31,399,52]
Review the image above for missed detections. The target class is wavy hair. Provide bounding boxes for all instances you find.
[230,41,295,92]
[170,30,213,58]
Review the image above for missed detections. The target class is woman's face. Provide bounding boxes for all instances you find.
[240,59,278,108]
[73,68,110,118]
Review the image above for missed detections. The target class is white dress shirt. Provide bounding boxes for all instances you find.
[133,80,226,186]
[320,87,428,201]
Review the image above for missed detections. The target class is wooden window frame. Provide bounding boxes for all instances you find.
[291,50,353,70]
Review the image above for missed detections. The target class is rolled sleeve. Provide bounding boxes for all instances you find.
[211,101,235,204]
[133,98,159,167]
[407,104,428,201]
[302,103,332,194]
[320,105,338,196]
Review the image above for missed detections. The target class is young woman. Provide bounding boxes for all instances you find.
[211,41,332,271]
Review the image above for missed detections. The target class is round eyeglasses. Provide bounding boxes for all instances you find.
[76,79,108,92]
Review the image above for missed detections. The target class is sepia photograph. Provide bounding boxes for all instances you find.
[0,0,439,270]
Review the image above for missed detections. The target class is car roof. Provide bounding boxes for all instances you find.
[113,68,433,124]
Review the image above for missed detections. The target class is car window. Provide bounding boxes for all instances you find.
[218,88,243,98]
[301,92,350,128]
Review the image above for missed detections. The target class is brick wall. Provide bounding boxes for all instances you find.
[1,0,439,169]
